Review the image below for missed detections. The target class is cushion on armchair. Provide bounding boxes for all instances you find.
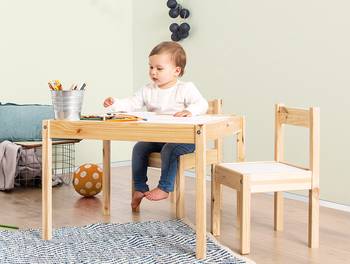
[0,103,54,142]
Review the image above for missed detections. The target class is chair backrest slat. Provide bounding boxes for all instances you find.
[207,99,222,115]
[278,106,310,128]
[207,99,223,163]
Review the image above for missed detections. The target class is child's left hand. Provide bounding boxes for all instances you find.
[173,110,192,117]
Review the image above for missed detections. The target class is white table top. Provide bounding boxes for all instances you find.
[117,112,234,125]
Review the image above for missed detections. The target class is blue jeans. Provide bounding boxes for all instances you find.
[132,142,195,193]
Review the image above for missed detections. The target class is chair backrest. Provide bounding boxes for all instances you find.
[274,103,320,186]
[207,99,222,114]
[206,99,245,163]
[206,99,224,162]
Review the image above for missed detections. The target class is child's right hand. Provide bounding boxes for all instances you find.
[103,97,115,108]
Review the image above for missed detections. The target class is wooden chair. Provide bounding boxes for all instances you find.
[211,103,320,254]
[132,99,223,218]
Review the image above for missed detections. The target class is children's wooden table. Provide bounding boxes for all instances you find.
[41,114,245,259]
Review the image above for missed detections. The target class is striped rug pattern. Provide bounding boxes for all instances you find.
[0,219,251,263]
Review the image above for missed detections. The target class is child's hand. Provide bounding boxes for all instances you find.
[103,97,115,108]
[173,110,192,117]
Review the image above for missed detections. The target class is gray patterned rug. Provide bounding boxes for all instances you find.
[0,219,253,264]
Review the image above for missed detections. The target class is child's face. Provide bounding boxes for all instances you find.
[148,53,181,89]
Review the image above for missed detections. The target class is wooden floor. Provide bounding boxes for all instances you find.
[1,166,350,264]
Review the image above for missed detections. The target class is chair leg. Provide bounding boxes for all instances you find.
[131,179,140,212]
[240,175,250,254]
[274,191,284,231]
[170,181,177,203]
[211,166,221,236]
[308,188,319,248]
[176,162,185,219]
[237,191,241,228]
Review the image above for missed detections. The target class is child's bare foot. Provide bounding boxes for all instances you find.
[145,188,169,201]
[131,191,147,210]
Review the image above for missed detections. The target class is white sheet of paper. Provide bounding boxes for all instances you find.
[126,112,231,124]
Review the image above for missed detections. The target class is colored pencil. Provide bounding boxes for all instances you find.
[0,224,19,230]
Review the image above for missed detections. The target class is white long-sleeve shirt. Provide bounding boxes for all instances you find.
[109,81,208,116]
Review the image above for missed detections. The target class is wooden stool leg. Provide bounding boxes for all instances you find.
[308,188,319,248]
[240,176,250,255]
[211,165,221,236]
[176,161,185,219]
[274,191,284,231]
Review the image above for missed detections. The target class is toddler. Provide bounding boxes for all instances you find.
[103,41,208,209]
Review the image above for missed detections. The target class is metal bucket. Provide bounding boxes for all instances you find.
[51,90,84,121]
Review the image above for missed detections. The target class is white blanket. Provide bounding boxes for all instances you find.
[0,140,21,190]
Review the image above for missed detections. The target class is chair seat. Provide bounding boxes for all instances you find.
[149,152,161,159]
[148,149,219,170]
[216,161,312,193]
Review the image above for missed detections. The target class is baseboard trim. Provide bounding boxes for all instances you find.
[111,160,132,167]
[274,192,350,213]
[110,160,350,213]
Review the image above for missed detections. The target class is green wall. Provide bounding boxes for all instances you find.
[132,0,350,206]
[2,0,349,206]
[0,0,134,164]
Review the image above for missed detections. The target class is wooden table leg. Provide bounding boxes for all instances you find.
[195,125,207,259]
[103,140,111,216]
[42,120,52,240]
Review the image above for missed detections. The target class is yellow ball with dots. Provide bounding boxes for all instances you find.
[73,163,103,197]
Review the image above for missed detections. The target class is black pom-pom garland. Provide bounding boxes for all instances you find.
[180,8,190,19]
[178,30,189,39]
[169,7,180,18]
[171,32,181,42]
[167,0,177,9]
[179,22,190,34]
[169,23,180,33]
[166,0,191,41]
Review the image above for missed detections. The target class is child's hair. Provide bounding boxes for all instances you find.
[149,41,186,77]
